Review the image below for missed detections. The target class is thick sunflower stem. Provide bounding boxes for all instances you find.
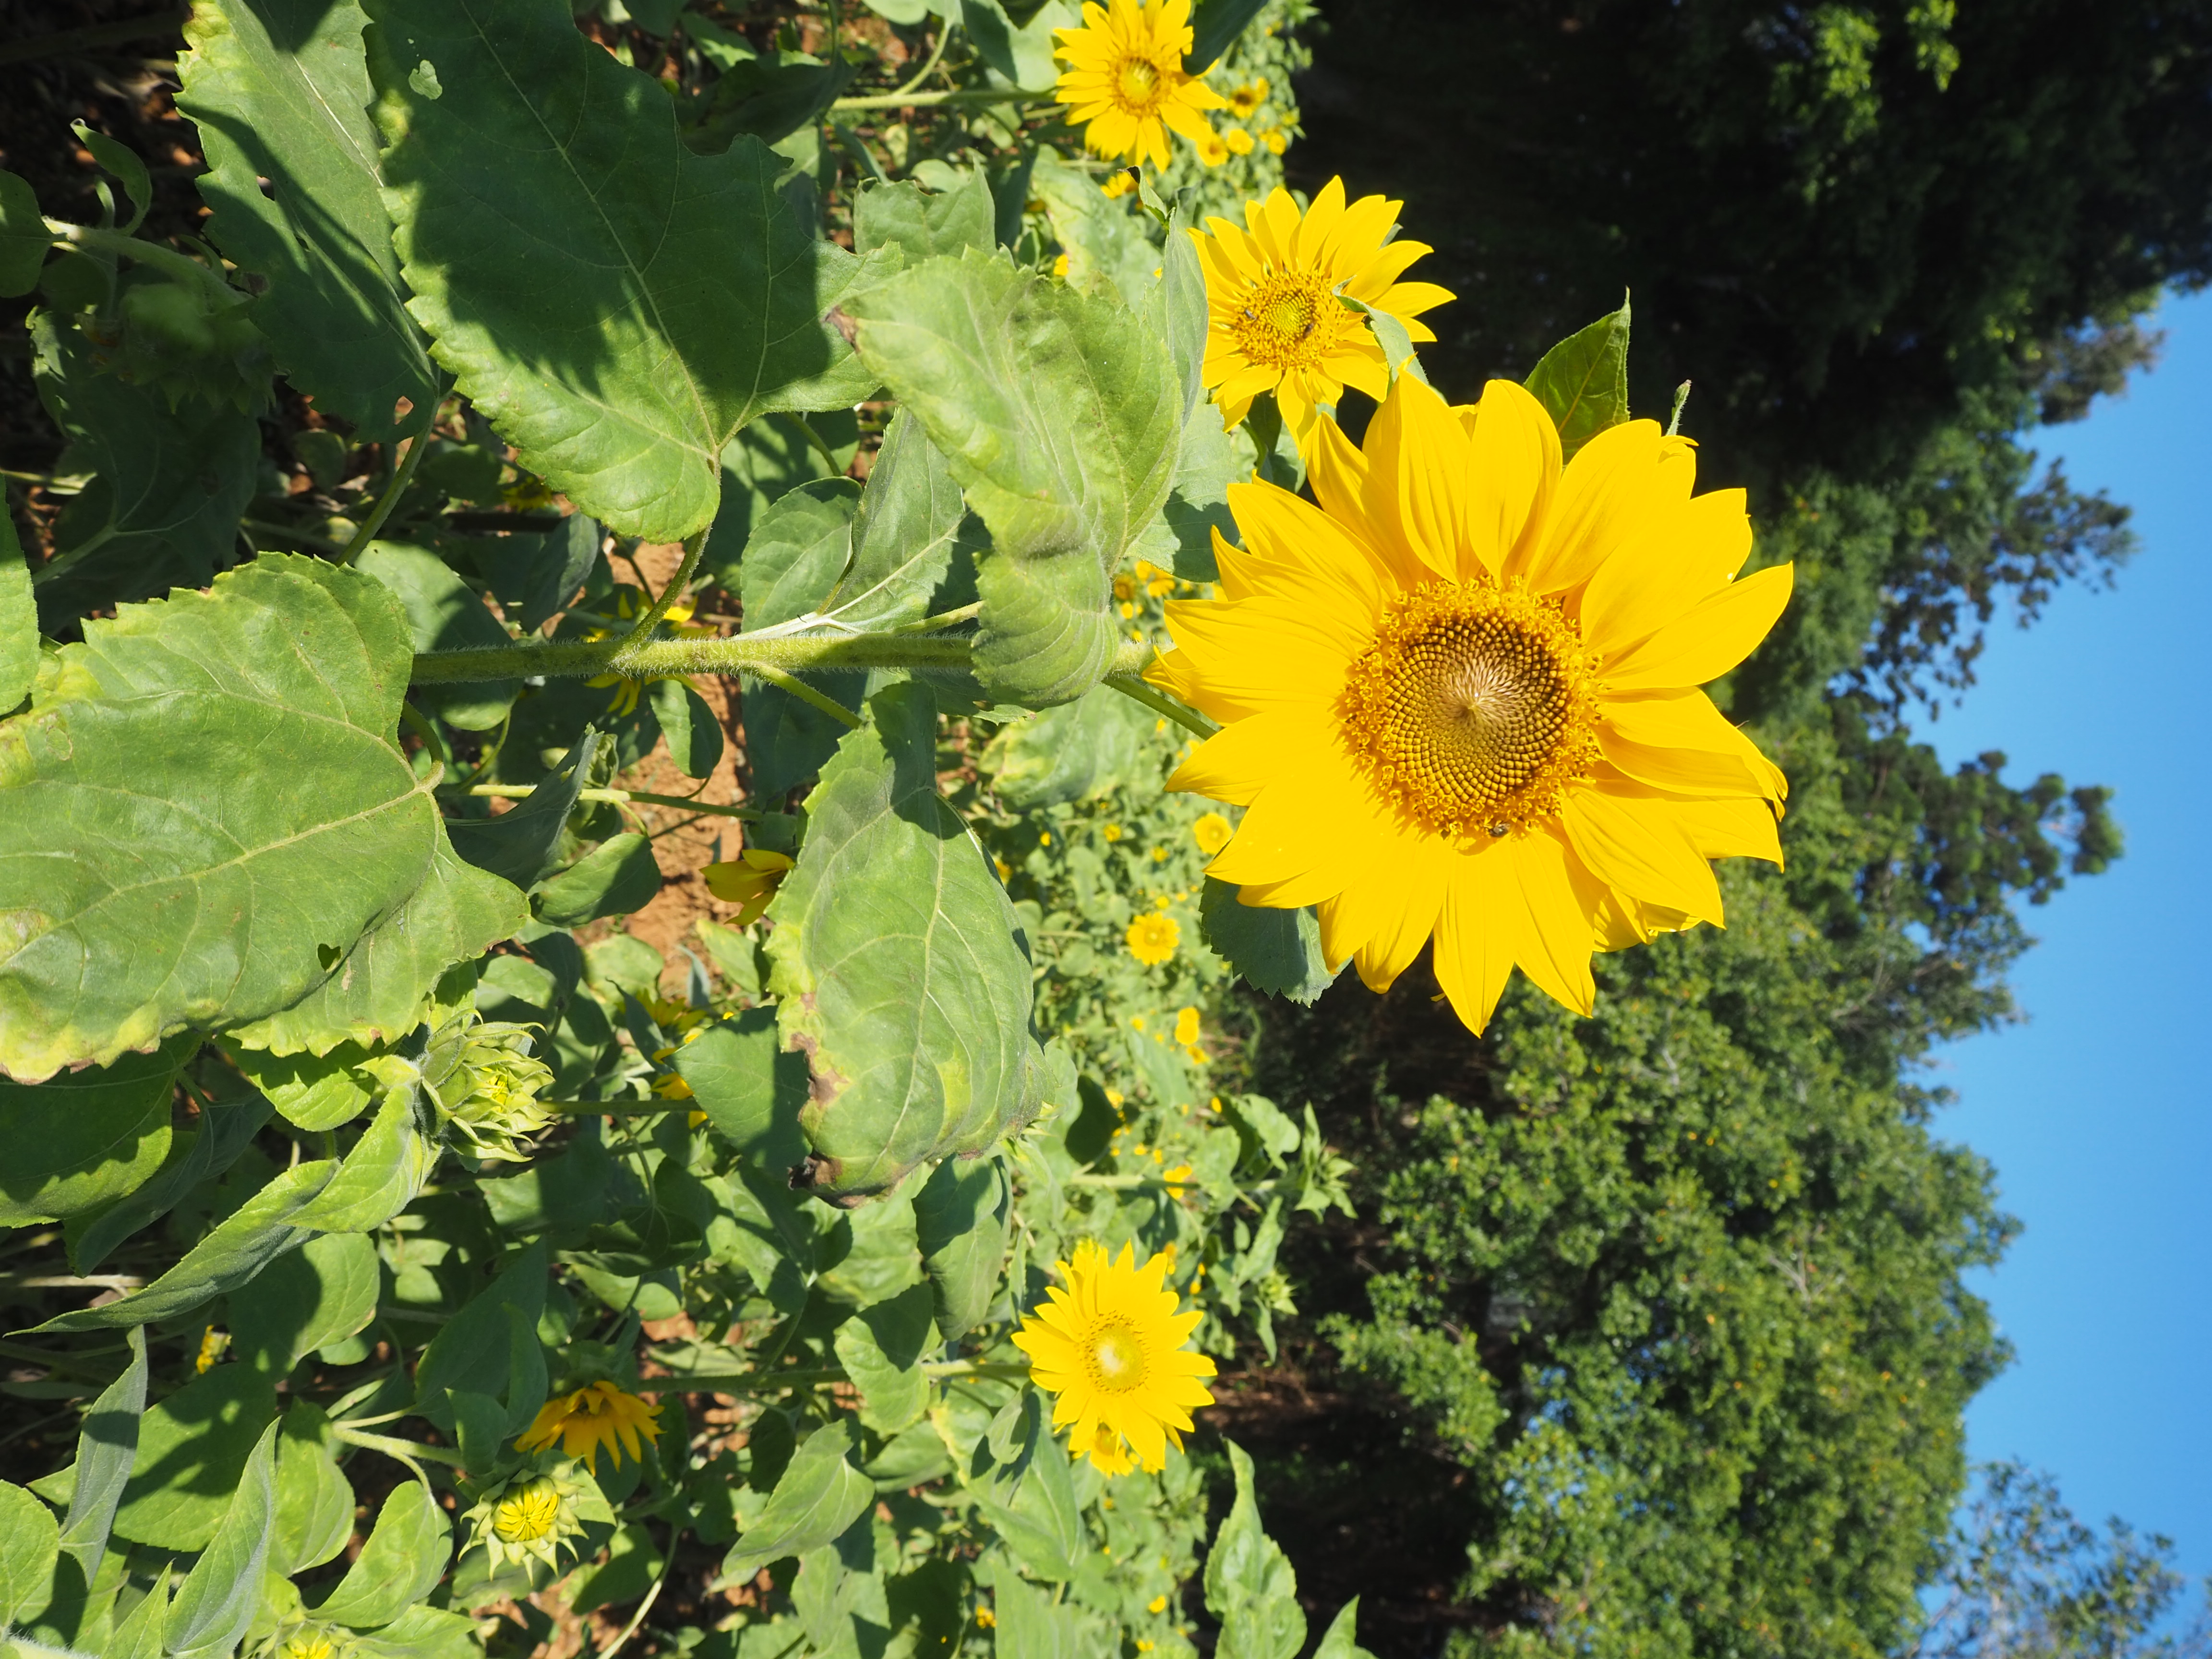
[410,634,1159,690]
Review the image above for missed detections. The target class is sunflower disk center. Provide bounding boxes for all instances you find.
[1342,582,1596,835]
[495,1483,561,1543]
[1085,1319,1149,1392]
[1116,57,1163,110]
[1234,273,1335,369]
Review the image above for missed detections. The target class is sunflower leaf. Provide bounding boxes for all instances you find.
[722,1419,874,1579]
[1525,296,1633,463]
[177,0,436,439]
[310,1480,450,1628]
[1187,0,1272,72]
[765,681,1038,1204]
[914,1155,1010,1340]
[844,249,1179,706]
[163,1419,280,1659]
[368,0,884,541]
[0,1036,192,1228]
[0,509,36,713]
[1199,878,1339,1005]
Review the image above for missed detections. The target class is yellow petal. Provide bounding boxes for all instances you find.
[1316,827,1451,990]
[1166,705,1332,805]
[1221,482,1388,617]
[1667,794,1784,866]
[1559,789,1724,925]
[1207,743,1389,894]
[1358,373,1468,584]
[1431,846,1517,1033]
[1500,830,1598,1015]
[1464,378,1561,582]
[1597,688,1785,799]
[1601,563,1793,690]
[1513,418,1669,593]
[1158,596,1354,713]
[1577,490,1754,660]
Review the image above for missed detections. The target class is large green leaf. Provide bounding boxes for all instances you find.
[87,1363,280,1551]
[0,1481,60,1629]
[838,408,980,630]
[0,508,34,713]
[845,250,1180,705]
[975,1420,1086,1579]
[28,1158,336,1334]
[229,1232,380,1373]
[0,1035,190,1226]
[991,1572,1113,1659]
[853,169,995,263]
[367,0,885,541]
[957,0,1077,90]
[764,682,1038,1204]
[830,1281,936,1433]
[26,312,260,625]
[0,169,45,296]
[1198,878,1338,1006]
[722,1420,875,1580]
[356,539,517,730]
[1524,297,1632,463]
[312,1480,450,1627]
[913,1154,1009,1339]
[1204,1439,1306,1659]
[737,479,866,794]
[56,1327,144,1585]
[532,830,663,926]
[271,1402,355,1574]
[409,1238,548,1429]
[289,1077,438,1232]
[163,1418,280,1659]
[69,1092,271,1273]
[982,687,1154,810]
[0,554,524,1080]
[177,0,436,439]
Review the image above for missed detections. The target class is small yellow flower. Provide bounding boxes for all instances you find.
[1227,78,1266,118]
[1162,1163,1193,1186]
[194,1325,228,1373]
[1196,131,1229,167]
[643,994,709,1035]
[1183,1045,1207,1066]
[1103,823,1123,842]
[651,1072,694,1101]
[1151,846,1169,864]
[277,1628,345,1659]
[1053,0,1228,170]
[1053,252,1072,278]
[1012,1240,1216,1475]
[1136,559,1176,597]
[1192,811,1233,855]
[994,856,1011,882]
[1192,177,1453,441]
[1174,1006,1200,1046]
[1127,912,1180,965]
[1259,127,1286,155]
[703,847,795,927]
[1101,167,1140,199]
[975,1608,997,1630]
[1224,126,1254,155]
[515,1381,662,1472]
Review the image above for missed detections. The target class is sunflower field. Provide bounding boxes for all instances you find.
[0,0,1992,1654]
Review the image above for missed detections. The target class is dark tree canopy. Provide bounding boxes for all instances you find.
[1218,2,2208,1653]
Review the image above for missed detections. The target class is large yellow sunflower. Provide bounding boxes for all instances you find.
[1194,178,1454,441]
[1148,373,1793,1033]
[1011,1240,1216,1474]
[1053,0,1227,170]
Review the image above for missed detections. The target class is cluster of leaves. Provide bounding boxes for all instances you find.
[0,0,1386,1655]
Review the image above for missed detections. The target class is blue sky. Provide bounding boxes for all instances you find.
[1923,289,2212,1584]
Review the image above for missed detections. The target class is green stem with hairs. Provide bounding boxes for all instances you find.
[618,527,709,650]
[829,86,1043,111]
[467,784,759,821]
[333,1426,468,1468]
[1105,670,1215,739]
[642,1358,1030,1395]
[338,403,438,564]
[751,662,863,728]
[412,632,1155,688]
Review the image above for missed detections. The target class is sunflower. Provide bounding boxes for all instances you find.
[515,1381,662,1472]
[1193,178,1454,443]
[1126,911,1180,965]
[703,847,795,927]
[1192,810,1234,855]
[460,1462,607,1575]
[1053,0,1227,171]
[1011,1240,1216,1474]
[1147,373,1792,1034]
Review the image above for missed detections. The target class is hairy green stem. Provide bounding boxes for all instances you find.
[338,407,436,564]
[413,632,1154,687]
[644,1358,1029,1395]
[829,86,1041,110]
[618,527,708,651]
[467,784,759,821]
[334,1426,468,1468]
[1105,670,1214,738]
[43,219,227,301]
[751,662,864,728]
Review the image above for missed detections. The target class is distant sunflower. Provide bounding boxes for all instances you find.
[1126,911,1180,965]
[703,847,795,927]
[1012,1240,1216,1474]
[1053,0,1227,171]
[515,1381,661,1472]
[1192,177,1453,442]
[1149,373,1792,1033]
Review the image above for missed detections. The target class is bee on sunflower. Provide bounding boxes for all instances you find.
[1149,371,1792,1034]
